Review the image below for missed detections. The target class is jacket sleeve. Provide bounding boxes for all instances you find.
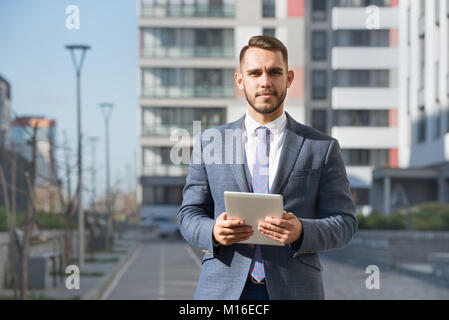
[177,133,218,256]
[293,138,358,256]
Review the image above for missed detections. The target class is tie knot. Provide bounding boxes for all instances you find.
[255,126,270,138]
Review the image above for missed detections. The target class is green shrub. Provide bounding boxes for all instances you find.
[357,202,449,231]
[0,207,68,231]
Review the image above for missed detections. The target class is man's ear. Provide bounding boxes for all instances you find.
[286,69,294,88]
[235,71,244,90]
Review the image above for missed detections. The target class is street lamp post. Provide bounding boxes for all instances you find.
[100,103,114,249]
[88,136,99,211]
[66,44,90,270]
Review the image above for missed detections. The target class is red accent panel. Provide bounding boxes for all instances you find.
[389,109,398,127]
[389,28,398,47]
[288,0,304,17]
[389,149,398,168]
[390,0,399,7]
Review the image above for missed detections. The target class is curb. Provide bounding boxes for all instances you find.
[82,242,142,300]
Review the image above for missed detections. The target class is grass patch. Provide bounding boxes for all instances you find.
[50,271,105,277]
[85,257,119,263]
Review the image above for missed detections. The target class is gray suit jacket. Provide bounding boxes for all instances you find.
[178,112,357,300]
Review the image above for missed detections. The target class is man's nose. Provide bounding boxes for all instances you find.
[259,72,271,88]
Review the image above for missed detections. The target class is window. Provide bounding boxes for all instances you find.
[334,30,389,47]
[143,186,183,205]
[419,35,425,90]
[312,0,326,21]
[341,149,389,166]
[262,0,275,18]
[263,28,275,37]
[312,31,327,60]
[420,0,426,18]
[334,110,389,127]
[436,0,440,25]
[417,106,426,143]
[434,108,441,140]
[334,0,391,7]
[311,71,327,100]
[311,110,327,134]
[334,70,389,87]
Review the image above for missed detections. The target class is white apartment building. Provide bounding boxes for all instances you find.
[372,0,449,214]
[137,0,306,218]
[304,0,400,213]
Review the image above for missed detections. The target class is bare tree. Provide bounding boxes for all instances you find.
[49,130,77,267]
[0,159,18,298]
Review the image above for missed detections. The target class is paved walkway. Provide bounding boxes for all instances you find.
[2,229,448,300]
[320,255,449,300]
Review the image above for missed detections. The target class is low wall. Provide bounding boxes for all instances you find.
[321,230,449,268]
[0,230,87,294]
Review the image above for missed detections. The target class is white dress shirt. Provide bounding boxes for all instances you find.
[243,111,287,192]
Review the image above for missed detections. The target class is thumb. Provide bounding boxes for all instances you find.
[221,212,227,220]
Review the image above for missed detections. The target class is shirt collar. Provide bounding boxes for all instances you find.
[244,110,287,138]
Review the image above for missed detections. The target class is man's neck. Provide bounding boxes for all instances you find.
[247,105,284,125]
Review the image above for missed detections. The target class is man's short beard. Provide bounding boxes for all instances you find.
[244,87,287,115]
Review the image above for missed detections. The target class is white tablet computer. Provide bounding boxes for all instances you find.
[224,191,284,246]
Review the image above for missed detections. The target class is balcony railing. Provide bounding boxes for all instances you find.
[333,0,392,7]
[142,46,234,58]
[142,164,189,177]
[142,123,220,136]
[142,85,235,98]
[141,3,235,18]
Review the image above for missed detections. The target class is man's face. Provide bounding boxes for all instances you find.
[236,47,294,115]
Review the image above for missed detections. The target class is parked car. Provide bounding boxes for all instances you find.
[152,216,181,238]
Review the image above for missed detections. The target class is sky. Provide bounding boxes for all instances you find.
[0,0,138,199]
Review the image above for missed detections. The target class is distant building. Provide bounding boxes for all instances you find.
[11,116,56,183]
[0,74,11,148]
[372,0,449,214]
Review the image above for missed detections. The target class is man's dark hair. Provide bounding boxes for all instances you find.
[239,35,289,67]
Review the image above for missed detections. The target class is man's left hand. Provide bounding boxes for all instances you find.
[258,211,302,245]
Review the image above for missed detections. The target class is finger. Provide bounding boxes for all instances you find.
[223,233,252,244]
[265,216,288,228]
[285,212,297,220]
[219,227,253,236]
[220,219,246,228]
[259,228,286,243]
[258,222,287,235]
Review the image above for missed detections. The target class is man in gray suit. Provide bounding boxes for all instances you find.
[178,36,357,300]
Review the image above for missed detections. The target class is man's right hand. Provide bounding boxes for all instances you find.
[212,212,253,246]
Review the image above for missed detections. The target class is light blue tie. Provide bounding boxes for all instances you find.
[249,126,270,282]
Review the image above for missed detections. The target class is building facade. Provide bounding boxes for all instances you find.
[137,0,306,218]
[372,0,449,214]
[0,75,11,148]
[304,0,400,213]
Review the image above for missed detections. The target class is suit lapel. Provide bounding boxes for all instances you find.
[270,112,305,195]
[230,114,252,193]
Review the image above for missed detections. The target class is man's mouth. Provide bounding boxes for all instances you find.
[257,92,276,98]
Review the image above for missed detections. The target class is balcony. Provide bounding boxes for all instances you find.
[142,46,234,59]
[332,126,398,149]
[142,85,235,98]
[140,2,235,18]
[142,164,189,177]
[332,7,398,30]
[142,123,220,137]
[332,47,398,69]
[332,87,397,109]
